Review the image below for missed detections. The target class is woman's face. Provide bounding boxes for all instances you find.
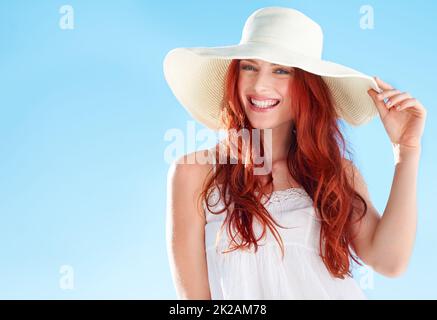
[238,58,295,129]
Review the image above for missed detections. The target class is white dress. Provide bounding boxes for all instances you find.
[202,165,367,300]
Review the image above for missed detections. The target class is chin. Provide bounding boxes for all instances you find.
[247,120,277,130]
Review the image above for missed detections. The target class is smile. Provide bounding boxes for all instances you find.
[247,96,280,112]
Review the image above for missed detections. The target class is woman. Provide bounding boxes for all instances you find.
[164,7,427,299]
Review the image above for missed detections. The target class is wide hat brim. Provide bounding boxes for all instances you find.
[163,42,382,130]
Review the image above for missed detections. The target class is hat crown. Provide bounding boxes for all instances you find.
[240,7,324,59]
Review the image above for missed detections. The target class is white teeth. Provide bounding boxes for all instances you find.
[250,98,279,108]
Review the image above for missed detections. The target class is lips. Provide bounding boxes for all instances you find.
[247,95,281,112]
[251,99,280,107]
[247,99,280,113]
[247,95,281,103]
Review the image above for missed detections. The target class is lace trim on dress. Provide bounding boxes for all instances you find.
[204,185,312,212]
[260,187,311,205]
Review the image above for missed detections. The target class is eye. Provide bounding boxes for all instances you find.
[274,68,290,75]
[240,64,292,75]
[241,64,256,71]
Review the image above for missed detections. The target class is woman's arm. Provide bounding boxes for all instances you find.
[346,145,421,278]
[357,76,427,277]
[367,145,421,276]
[166,151,212,299]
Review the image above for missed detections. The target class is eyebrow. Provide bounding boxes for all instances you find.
[240,59,291,68]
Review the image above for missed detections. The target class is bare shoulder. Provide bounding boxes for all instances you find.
[167,148,216,214]
[341,158,371,200]
[168,149,215,185]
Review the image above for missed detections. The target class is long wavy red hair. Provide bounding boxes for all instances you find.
[199,59,368,279]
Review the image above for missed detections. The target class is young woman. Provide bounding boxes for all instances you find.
[164,7,427,299]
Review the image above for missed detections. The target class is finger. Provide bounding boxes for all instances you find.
[377,89,401,101]
[396,99,415,111]
[368,88,388,117]
[372,77,384,94]
[387,92,412,108]
[374,76,394,90]
[396,98,426,115]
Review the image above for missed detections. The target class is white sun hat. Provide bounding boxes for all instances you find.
[163,6,382,131]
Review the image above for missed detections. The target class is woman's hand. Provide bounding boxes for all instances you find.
[367,77,427,150]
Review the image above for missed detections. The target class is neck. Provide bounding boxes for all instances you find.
[259,121,294,167]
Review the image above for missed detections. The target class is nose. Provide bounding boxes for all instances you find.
[252,69,274,93]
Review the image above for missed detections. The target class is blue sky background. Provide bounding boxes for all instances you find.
[0,0,435,299]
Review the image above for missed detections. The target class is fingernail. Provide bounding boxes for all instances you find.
[387,101,392,107]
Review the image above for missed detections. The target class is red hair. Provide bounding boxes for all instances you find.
[199,59,368,279]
